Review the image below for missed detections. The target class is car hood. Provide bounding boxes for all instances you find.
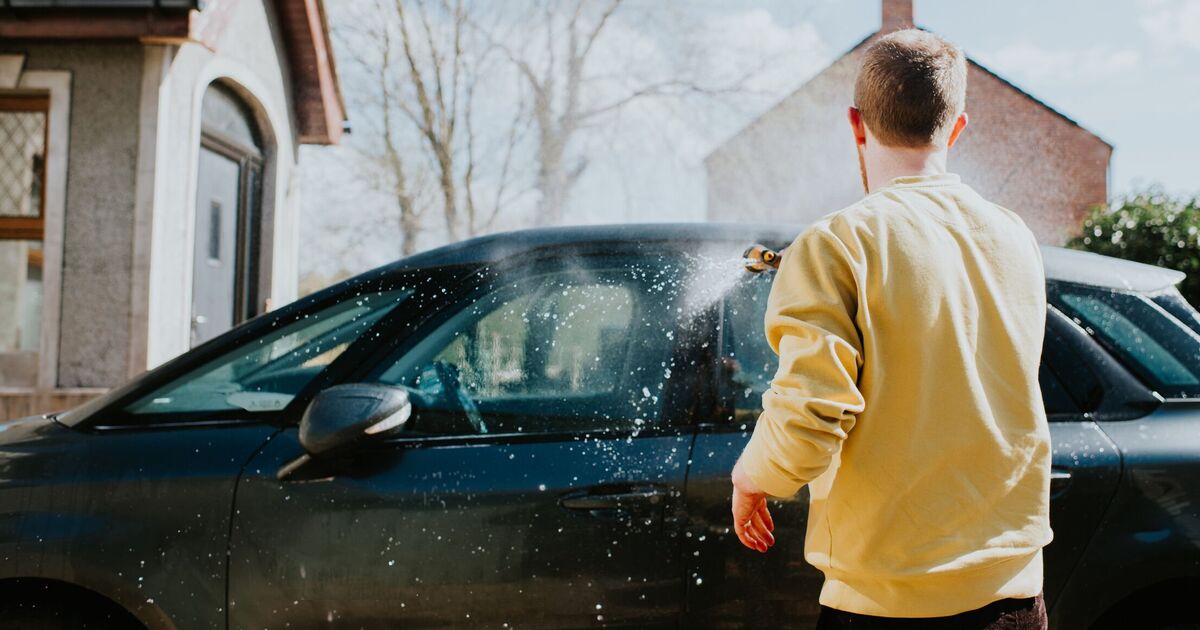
[0,414,69,448]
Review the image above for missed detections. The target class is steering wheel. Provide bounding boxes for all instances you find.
[424,360,488,434]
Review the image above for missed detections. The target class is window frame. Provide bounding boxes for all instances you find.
[0,70,70,389]
[712,272,777,428]
[197,130,265,326]
[1150,289,1200,338]
[1049,280,1200,401]
[0,94,49,237]
[1041,308,1101,421]
[0,93,49,379]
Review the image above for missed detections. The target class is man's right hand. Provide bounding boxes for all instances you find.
[731,459,776,553]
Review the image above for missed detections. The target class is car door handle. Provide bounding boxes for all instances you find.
[559,486,668,514]
[1050,468,1072,498]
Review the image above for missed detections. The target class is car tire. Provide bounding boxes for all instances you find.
[0,597,142,630]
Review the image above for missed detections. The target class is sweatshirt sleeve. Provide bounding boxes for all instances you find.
[738,224,867,498]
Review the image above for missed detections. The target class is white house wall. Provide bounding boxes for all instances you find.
[705,52,864,230]
[143,0,300,370]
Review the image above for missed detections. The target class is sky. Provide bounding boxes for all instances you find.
[298,0,1200,280]
[699,0,1200,196]
[904,0,1198,196]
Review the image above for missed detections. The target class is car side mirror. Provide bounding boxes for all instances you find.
[277,383,410,480]
[300,383,412,455]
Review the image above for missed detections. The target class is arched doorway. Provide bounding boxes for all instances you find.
[191,82,266,347]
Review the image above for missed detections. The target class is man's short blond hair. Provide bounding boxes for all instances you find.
[853,29,967,148]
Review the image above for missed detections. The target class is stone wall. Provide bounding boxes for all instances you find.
[12,43,144,387]
[0,0,303,422]
[953,64,1112,244]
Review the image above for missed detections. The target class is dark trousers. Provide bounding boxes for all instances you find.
[815,593,1048,630]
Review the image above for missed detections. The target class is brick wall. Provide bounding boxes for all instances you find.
[953,64,1112,244]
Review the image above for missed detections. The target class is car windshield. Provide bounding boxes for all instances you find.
[122,288,413,416]
[1052,283,1200,398]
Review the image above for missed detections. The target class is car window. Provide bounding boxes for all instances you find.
[723,275,1098,420]
[125,288,412,415]
[1053,284,1200,398]
[1039,363,1080,417]
[719,273,777,426]
[1038,316,1101,419]
[370,262,683,436]
[1152,291,1200,337]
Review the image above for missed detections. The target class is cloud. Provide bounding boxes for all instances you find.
[695,8,832,99]
[503,4,834,224]
[1139,0,1200,51]
[298,1,836,280]
[977,42,1140,84]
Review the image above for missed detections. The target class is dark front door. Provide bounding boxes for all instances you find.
[191,145,241,346]
[1035,309,1122,605]
[683,271,826,627]
[191,82,265,347]
[228,256,704,628]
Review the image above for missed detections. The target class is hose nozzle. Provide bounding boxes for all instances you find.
[743,244,782,273]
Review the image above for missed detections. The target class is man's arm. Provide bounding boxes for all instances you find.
[731,225,866,551]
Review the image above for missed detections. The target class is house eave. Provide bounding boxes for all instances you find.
[0,0,345,146]
[965,57,1114,151]
[274,0,345,145]
[0,9,192,40]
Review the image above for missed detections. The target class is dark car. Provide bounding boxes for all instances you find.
[1,223,1199,629]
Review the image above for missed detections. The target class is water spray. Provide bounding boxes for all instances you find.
[743,244,784,273]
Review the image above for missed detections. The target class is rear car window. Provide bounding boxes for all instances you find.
[1039,364,1080,416]
[1152,291,1200,337]
[1052,283,1200,399]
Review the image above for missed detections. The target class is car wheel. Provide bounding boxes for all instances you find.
[0,598,142,630]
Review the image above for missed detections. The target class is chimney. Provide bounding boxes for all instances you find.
[881,0,914,32]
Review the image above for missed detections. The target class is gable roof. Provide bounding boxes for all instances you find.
[966,56,1112,149]
[707,26,1112,161]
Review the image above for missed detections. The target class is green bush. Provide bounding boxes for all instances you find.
[1067,189,1200,306]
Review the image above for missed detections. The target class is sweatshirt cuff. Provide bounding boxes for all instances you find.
[740,425,806,498]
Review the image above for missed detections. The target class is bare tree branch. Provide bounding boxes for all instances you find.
[395,0,460,240]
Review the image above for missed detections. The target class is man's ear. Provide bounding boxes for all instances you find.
[847,106,867,146]
[947,112,969,148]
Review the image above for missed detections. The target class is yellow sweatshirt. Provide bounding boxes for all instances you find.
[739,172,1053,617]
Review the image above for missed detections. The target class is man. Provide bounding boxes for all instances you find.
[730,29,1052,628]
